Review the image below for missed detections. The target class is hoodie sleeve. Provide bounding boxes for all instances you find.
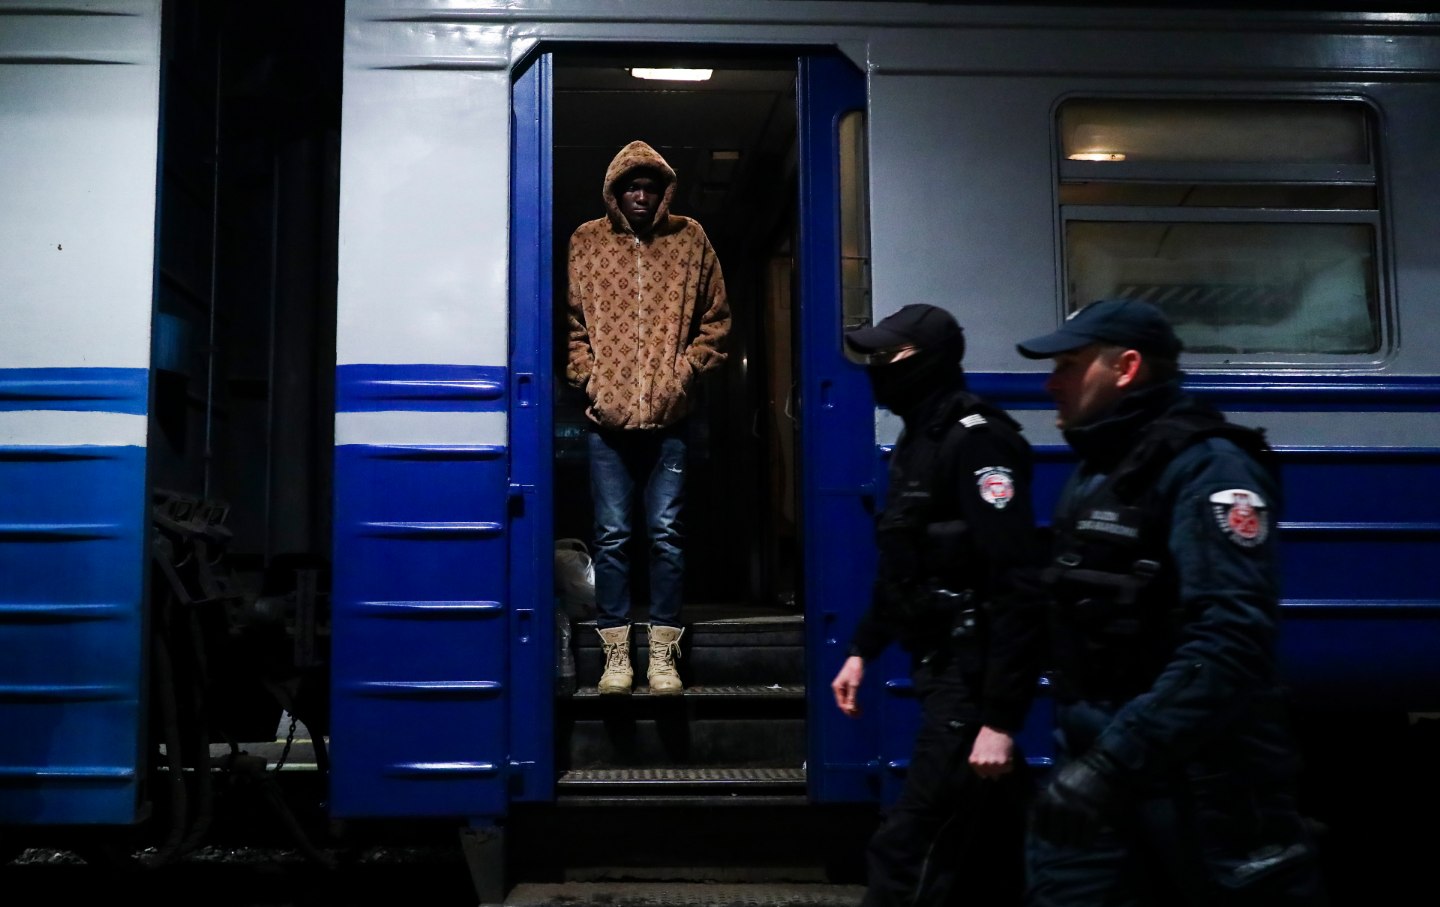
[682,230,731,375]
[565,229,595,389]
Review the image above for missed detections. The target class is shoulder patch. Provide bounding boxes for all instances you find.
[1208,488,1270,547]
[975,466,1015,510]
[959,414,988,429]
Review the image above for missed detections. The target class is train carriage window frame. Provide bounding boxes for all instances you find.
[838,109,874,363]
[1054,97,1388,366]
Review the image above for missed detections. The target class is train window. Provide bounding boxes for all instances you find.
[1060,99,1371,166]
[1057,99,1383,358]
[839,110,872,339]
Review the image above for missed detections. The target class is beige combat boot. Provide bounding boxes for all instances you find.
[596,625,632,695]
[646,625,685,695]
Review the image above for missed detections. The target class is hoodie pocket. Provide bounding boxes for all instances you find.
[675,354,696,388]
[584,369,627,428]
[652,356,693,425]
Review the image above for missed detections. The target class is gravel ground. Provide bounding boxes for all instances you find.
[2,844,481,906]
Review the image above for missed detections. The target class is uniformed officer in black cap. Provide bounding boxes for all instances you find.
[1017,298,1328,906]
[832,303,1045,907]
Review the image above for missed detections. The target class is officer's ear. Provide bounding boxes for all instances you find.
[1113,349,1145,389]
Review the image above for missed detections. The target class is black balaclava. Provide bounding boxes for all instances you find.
[849,304,967,419]
[866,347,963,417]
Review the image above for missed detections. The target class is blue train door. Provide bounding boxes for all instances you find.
[328,68,547,819]
[796,54,880,802]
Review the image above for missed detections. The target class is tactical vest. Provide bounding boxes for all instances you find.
[875,391,1007,644]
[1044,410,1276,701]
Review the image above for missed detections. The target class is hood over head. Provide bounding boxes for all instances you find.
[602,140,678,236]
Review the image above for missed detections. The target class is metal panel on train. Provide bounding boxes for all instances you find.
[330,366,512,816]
[0,2,161,824]
[328,8,526,817]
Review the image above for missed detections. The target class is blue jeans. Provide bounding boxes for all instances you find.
[587,423,687,630]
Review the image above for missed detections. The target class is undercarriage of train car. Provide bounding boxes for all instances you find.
[138,488,333,864]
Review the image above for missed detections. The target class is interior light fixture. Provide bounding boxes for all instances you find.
[630,67,714,82]
[1068,152,1127,162]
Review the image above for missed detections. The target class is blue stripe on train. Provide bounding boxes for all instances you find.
[336,363,508,412]
[0,367,148,414]
[969,372,1440,412]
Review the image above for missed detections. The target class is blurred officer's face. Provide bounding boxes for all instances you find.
[617,169,664,230]
[1043,344,1134,430]
[866,345,918,366]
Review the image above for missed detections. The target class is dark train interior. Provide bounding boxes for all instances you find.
[550,51,803,621]
[145,0,343,750]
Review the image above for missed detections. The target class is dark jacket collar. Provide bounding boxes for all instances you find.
[1063,379,1187,470]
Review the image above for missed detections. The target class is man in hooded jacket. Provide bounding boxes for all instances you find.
[832,303,1044,907]
[566,140,731,696]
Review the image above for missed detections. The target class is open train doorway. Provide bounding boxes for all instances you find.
[544,49,812,798]
[551,51,801,625]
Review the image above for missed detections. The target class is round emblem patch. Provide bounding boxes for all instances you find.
[976,467,1015,510]
[1208,488,1270,548]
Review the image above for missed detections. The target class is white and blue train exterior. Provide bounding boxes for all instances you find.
[2,0,1437,836]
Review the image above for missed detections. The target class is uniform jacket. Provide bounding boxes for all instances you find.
[848,384,1045,733]
[566,141,731,430]
[1048,381,1297,790]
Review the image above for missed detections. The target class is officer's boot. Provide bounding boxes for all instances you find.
[596,625,632,695]
[646,625,685,695]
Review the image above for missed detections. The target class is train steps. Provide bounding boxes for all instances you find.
[503,881,866,907]
[520,605,880,898]
[558,605,808,803]
[504,799,875,897]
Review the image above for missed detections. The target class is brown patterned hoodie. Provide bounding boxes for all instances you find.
[566,140,730,430]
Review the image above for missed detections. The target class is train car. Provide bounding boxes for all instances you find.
[3,0,1438,898]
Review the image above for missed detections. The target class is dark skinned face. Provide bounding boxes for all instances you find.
[616,169,664,231]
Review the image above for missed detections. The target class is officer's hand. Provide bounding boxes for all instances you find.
[1032,749,1123,848]
[831,656,865,718]
[969,726,1015,779]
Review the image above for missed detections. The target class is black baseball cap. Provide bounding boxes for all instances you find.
[845,304,965,357]
[1016,298,1183,360]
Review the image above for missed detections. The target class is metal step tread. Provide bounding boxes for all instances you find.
[568,683,804,699]
[552,794,814,808]
[504,882,864,907]
[558,766,805,787]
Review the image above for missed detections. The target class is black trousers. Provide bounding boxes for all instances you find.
[863,654,1030,907]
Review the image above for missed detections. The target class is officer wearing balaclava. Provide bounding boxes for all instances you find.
[831,303,1045,907]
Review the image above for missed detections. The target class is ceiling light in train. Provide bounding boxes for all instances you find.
[1068,152,1127,162]
[630,67,714,81]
